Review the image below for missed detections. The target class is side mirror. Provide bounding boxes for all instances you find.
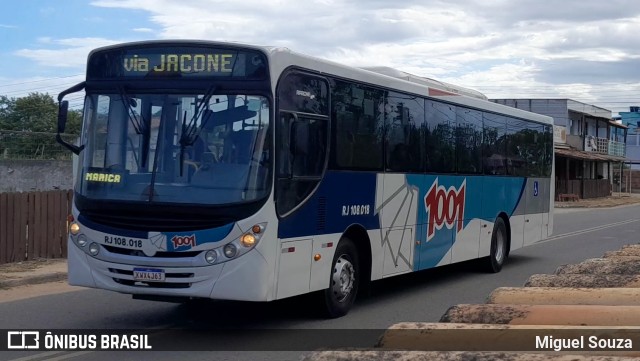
[56,81,86,155]
[57,100,69,133]
[56,99,83,154]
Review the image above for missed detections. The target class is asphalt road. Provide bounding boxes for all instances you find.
[2,205,640,361]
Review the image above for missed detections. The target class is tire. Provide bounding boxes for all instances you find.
[485,217,508,273]
[322,238,360,318]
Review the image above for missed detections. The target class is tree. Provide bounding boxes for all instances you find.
[11,92,58,132]
[0,92,82,134]
[0,92,82,159]
[0,95,16,130]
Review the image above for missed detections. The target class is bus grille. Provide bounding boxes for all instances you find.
[81,210,234,232]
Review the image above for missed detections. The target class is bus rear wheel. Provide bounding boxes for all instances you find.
[485,217,508,273]
[322,238,360,318]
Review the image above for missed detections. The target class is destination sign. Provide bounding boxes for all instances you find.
[123,53,235,75]
[87,45,267,80]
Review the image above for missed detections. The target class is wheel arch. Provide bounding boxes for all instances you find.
[341,224,372,285]
[497,212,511,256]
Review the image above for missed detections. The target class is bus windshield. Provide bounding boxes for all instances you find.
[77,91,271,206]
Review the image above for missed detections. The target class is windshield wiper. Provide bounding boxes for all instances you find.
[118,86,144,135]
[179,111,188,177]
[147,109,165,202]
[180,86,217,147]
[178,86,217,176]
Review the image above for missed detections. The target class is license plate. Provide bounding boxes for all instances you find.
[133,268,165,282]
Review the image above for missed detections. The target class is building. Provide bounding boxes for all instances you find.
[617,106,640,168]
[491,99,627,199]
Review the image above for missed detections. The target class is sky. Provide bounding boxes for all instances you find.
[1,0,639,116]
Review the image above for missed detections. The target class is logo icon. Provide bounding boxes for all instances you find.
[7,331,39,349]
[171,235,196,250]
[533,181,539,197]
[149,233,167,251]
[425,178,466,241]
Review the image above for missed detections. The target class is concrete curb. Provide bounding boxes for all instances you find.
[304,242,640,360]
[440,304,640,325]
[524,274,640,288]
[488,287,640,306]
[0,272,67,289]
[376,323,640,356]
[302,351,640,361]
[555,258,640,275]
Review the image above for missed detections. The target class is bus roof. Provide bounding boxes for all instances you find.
[264,46,554,126]
[87,40,554,126]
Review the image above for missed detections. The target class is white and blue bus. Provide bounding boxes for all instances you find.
[57,40,554,317]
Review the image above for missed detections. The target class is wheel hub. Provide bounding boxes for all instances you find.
[495,229,505,263]
[331,256,355,302]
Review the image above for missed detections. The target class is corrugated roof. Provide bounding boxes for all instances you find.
[555,148,626,162]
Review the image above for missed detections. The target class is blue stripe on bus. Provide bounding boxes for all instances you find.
[277,171,380,239]
[277,172,528,249]
[277,171,532,272]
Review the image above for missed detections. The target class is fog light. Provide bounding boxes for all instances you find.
[205,250,218,264]
[241,234,256,247]
[223,244,237,258]
[89,242,100,256]
[77,234,88,247]
[70,222,80,235]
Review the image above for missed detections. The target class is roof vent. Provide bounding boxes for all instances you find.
[360,66,488,101]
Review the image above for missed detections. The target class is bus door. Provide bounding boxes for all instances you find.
[523,123,547,246]
[275,71,330,298]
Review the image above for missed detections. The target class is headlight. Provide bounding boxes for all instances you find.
[70,222,80,235]
[205,250,218,264]
[241,234,256,247]
[223,244,237,258]
[203,222,267,265]
[77,234,88,247]
[89,242,100,256]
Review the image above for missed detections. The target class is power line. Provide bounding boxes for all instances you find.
[1,82,83,96]
[0,74,83,88]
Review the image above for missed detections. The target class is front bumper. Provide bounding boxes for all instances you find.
[67,239,272,301]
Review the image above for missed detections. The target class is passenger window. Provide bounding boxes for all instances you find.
[425,100,456,173]
[385,92,425,173]
[332,81,385,170]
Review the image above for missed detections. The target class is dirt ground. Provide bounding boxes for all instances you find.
[556,193,640,208]
[0,258,65,280]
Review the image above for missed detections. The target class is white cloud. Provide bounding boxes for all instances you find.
[9,0,639,115]
[14,38,123,68]
[133,27,154,33]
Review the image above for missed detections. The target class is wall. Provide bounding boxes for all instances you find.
[492,99,569,126]
[0,160,73,192]
[613,169,640,193]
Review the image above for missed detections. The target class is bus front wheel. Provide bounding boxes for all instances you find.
[485,217,508,273]
[322,238,360,318]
